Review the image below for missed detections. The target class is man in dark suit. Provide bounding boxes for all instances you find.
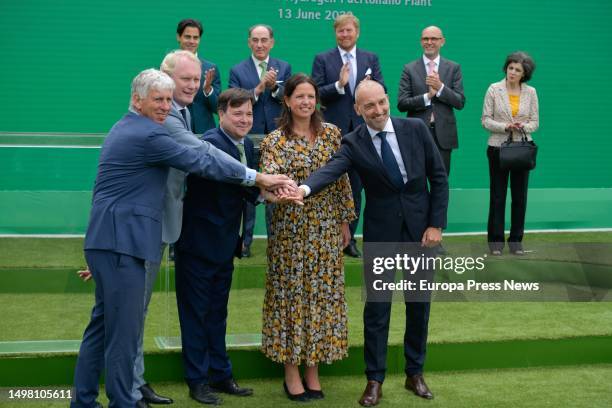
[397,25,465,176]
[291,80,448,406]
[229,24,292,256]
[176,19,221,134]
[311,14,385,258]
[70,69,293,408]
[174,88,260,406]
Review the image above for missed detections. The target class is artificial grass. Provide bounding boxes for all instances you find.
[1,231,611,268]
[3,365,612,408]
[2,288,612,351]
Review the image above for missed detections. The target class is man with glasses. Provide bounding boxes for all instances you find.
[397,26,465,177]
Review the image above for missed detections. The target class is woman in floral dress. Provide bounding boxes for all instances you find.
[259,73,355,401]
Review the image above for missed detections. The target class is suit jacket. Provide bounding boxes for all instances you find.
[481,79,539,147]
[229,57,291,134]
[312,47,384,135]
[177,128,260,264]
[189,57,221,134]
[397,56,465,150]
[303,117,448,242]
[84,112,246,263]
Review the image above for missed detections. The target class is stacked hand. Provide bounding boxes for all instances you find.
[505,122,524,131]
[255,69,279,95]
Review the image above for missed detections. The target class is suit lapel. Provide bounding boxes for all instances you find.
[360,125,400,191]
[332,49,349,94]
[438,57,449,82]
[218,129,241,161]
[247,58,260,87]
[497,81,513,119]
[392,117,411,184]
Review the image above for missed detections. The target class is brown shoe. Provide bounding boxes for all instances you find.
[358,380,382,407]
[405,374,433,399]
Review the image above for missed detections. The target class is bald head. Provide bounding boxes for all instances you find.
[354,80,389,131]
[421,26,445,59]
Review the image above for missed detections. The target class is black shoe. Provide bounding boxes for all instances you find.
[302,378,324,400]
[343,242,361,258]
[136,400,151,408]
[283,381,310,402]
[139,383,173,404]
[189,384,222,405]
[241,246,251,258]
[210,378,253,397]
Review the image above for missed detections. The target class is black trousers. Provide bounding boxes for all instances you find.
[430,125,451,176]
[487,146,530,251]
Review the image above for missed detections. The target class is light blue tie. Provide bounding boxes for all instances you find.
[345,53,356,94]
[377,131,404,189]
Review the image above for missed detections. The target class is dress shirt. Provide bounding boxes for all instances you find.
[335,46,357,95]
[422,54,445,106]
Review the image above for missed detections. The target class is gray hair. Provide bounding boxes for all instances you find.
[160,49,201,76]
[129,68,175,109]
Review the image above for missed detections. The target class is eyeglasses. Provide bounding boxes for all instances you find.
[421,37,442,42]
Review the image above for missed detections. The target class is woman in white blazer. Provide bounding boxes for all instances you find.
[481,51,539,255]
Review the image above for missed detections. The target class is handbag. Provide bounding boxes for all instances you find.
[499,127,538,171]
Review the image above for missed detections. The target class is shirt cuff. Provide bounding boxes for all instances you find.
[271,87,280,98]
[299,185,311,197]
[436,84,445,97]
[242,168,257,186]
[335,81,346,95]
[253,89,259,103]
[203,87,214,97]
[423,93,431,106]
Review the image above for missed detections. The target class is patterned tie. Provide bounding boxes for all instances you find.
[236,142,247,165]
[427,60,436,123]
[377,131,404,189]
[345,53,356,94]
[259,61,267,80]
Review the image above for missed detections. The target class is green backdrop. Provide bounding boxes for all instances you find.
[1,0,611,234]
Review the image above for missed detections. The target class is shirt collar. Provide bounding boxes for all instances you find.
[338,46,356,59]
[366,117,394,139]
[422,54,441,67]
[172,99,187,111]
[251,55,270,66]
[219,126,245,146]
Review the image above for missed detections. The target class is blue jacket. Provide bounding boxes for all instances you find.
[176,127,260,264]
[229,57,291,134]
[84,113,246,263]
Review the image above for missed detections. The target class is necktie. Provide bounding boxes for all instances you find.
[377,131,404,189]
[345,53,356,94]
[179,108,188,124]
[259,61,267,80]
[427,61,436,123]
[236,143,247,165]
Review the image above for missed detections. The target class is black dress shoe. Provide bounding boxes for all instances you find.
[189,384,222,405]
[210,378,253,397]
[358,380,382,407]
[283,381,310,402]
[241,246,251,258]
[139,383,173,404]
[136,399,151,408]
[405,374,433,399]
[302,378,324,400]
[343,242,361,258]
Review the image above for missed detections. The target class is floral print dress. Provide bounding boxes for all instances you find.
[260,123,355,365]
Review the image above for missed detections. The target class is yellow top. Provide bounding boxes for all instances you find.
[508,94,520,117]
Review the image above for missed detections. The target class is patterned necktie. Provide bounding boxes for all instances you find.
[427,61,436,123]
[377,131,404,189]
[236,142,247,165]
[259,61,267,80]
[345,53,356,94]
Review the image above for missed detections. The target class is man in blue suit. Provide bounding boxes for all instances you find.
[70,69,293,408]
[311,14,385,259]
[175,88,260,405]
[176,19,221,134]
[229,24,292,256]
[290,80,448,406]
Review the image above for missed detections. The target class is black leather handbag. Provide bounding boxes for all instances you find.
[499,127,538,171]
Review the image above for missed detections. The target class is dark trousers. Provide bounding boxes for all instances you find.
[175,249,234,387]
[242,202,256,248]
[71,250,145,408]
[487,146,529,251]
[363,227,431,383]
[430,125,451,176]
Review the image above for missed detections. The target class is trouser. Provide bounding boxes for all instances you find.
[348,168,363,245]
[487,146,529,251]
[131,244,165,401]
[71,250,145,408]
[430,124,451,176]
[242,202,256,249]
[175,249,234,386]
